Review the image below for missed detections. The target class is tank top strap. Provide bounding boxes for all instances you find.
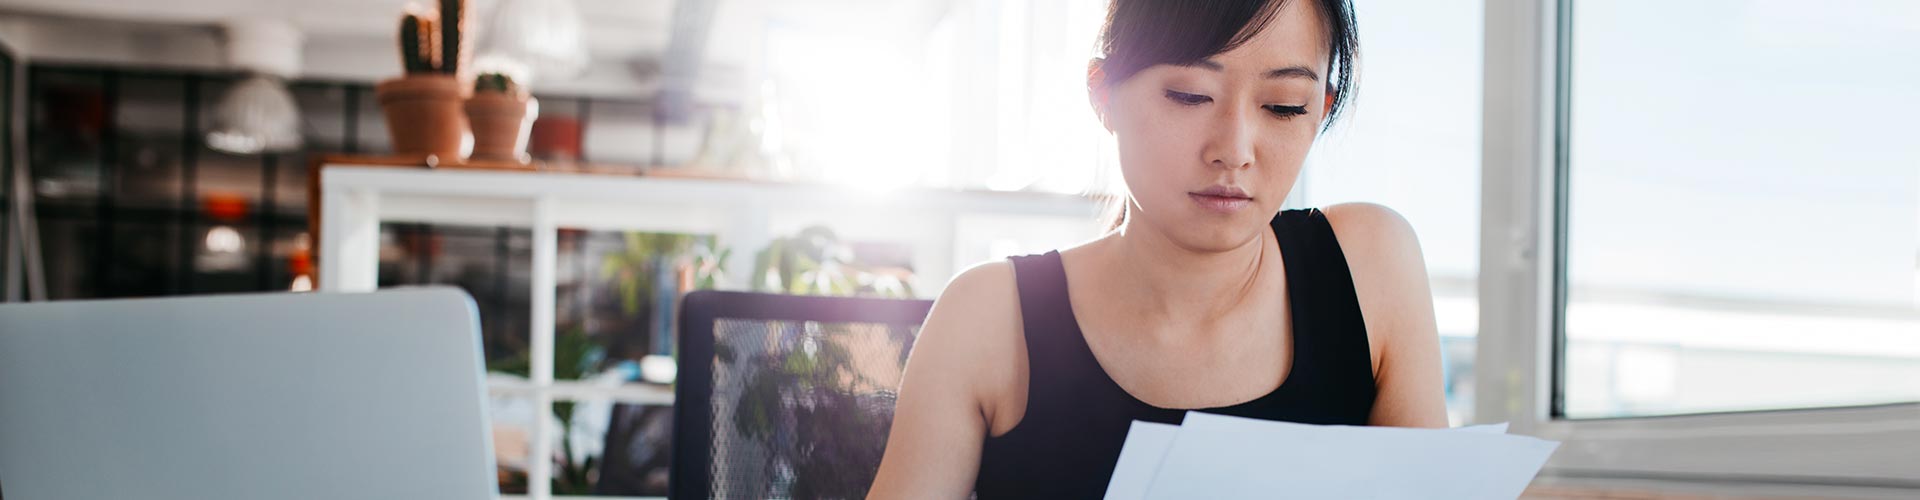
[1006,251,1101,405]
[1270,208,1377,394]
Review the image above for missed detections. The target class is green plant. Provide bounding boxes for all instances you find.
[722,320,911,499]
[474,72,520,94]
[601,233,724,317]
[751,226,913,298]
[488,231,726,494]
[485,326,604,495]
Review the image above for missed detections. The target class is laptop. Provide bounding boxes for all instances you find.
[0,287,498,500]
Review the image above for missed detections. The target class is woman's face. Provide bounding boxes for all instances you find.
[1101,0,1331,252]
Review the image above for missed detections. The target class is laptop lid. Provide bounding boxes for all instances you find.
[0,287,498,500]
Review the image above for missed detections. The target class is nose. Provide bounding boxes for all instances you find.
[1203,105,1256,170]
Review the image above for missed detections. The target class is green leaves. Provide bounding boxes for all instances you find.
[600,232,719,317]
[750,225,914,298]
[474,73,519,94]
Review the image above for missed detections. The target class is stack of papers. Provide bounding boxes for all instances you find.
[1105,413,1559,500]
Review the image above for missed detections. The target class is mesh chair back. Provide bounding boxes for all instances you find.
[673,291,933,500]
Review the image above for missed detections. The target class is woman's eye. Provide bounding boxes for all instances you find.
[1264,104,1308,118]
[1164,90,1211,106]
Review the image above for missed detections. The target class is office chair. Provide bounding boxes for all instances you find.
[672,290,933,500]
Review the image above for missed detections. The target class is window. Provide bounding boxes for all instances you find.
[1481,0,1920,486]
[1296,0,1484,425]
[1559,0,1920,419]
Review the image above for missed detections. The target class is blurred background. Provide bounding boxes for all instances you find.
[0,0,1914,498]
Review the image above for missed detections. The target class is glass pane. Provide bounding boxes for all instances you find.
[486,394,537,496]
[267,152,309,216]
[187,220,262,294]
[379,223,533,369]
[1295,0,1484,425]
[197,78,270,210]
[36,214,99,299]
[31,69,106,206]
[549,396,673,496]
[106,218,182,297]
[266,225,311,292]
[0,51,11,260]
[1562,0,1920,418]
[352,86,392,155]
[290,83,348,153]
[113,76,187,211]
[556,229,721,386]
[275,152,310,214]
[114,135,186,211]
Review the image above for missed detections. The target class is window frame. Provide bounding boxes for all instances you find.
[1476,0,1920,487]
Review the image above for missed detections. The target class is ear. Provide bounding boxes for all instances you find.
[1088,58,1113,132]
[1323,85,1335,118]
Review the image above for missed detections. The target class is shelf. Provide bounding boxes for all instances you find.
[314,158,1103,500]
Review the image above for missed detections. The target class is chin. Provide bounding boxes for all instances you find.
[1164,213,1268,254]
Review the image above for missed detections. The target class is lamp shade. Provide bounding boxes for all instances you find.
[206,74,302,154]
[476,0,590,84]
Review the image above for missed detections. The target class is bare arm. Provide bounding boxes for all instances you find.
[868,262,1025,499]
[1322,203,1450,428]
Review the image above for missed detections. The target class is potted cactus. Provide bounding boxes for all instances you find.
[465,73,538,164]
[376,0,472,162]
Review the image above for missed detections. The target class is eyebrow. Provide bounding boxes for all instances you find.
[1185,58,1321,82]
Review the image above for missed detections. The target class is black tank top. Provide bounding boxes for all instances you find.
[974,208,1377,499]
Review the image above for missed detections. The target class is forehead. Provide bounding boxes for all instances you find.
[1213,0,1331,71]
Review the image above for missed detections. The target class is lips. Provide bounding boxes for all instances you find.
[1191,185,1252,199]
[1188,185,1253,214]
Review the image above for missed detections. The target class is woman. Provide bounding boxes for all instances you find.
[869,0,1447,497]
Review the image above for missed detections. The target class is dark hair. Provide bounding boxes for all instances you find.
[1093,0,1360,231]
[1096,0,1360,130]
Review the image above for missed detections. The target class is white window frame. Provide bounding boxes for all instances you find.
[1476,0,1920,488]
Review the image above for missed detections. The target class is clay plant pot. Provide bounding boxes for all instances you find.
[375,74,469,161]
[464,92,538,163]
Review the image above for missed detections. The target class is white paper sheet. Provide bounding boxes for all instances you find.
[1103,414,1555,500]
[1105,421,1181,499]
[1456,422,1510,434]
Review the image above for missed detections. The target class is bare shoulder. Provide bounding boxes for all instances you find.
[931,260,1020,321]
[925,261,1023,353]
[913,259,1028,434]
[1319,202,1422,257]
[1317,203,1434,374]
[870,260,1029,497]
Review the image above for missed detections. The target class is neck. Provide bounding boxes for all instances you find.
[1102,215,1272,326]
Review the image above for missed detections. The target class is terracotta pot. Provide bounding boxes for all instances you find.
[465,92,538,163]
[528,115,581,163]
[375,74,469,161]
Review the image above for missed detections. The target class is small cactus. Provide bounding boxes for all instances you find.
[439,0,468,76]
[395,2,463,77]
[423,15,441,72]
[474,73,519,95]
[398,13,437,74]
